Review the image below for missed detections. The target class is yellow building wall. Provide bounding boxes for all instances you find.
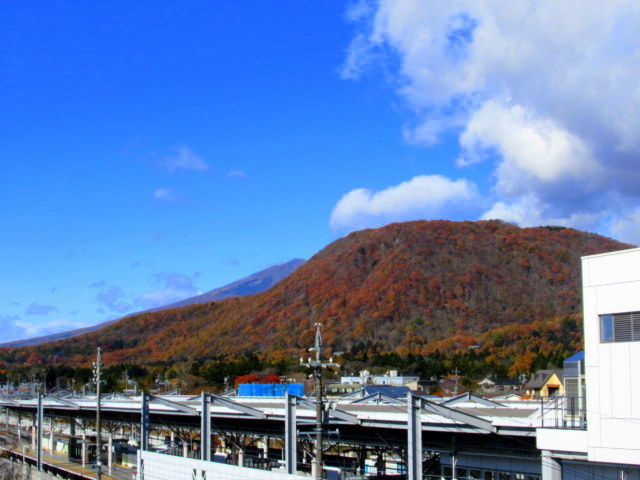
[540,373,565,397]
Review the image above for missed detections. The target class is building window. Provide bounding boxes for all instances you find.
[600,312,640,342]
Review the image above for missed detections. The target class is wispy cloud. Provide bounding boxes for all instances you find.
[153,188,179,202]
[25,303,58,316]
[95,285,132,313]
[226,170,246,179]
[20,318,85,339]
[0,314,85,343]
[136,272,201,309]
[160,147,209,173]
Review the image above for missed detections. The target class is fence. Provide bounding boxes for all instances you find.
[540,396,586,429]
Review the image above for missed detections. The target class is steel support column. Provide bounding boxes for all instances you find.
[200,392,211,461]
[82,432,88,466]
[541,450,561,480]
[108,434,113,473]
[36,393,43,471]
[285,393,297,475]
[141,392,150,451]
[69,420,77,463]
[407,394,423,480]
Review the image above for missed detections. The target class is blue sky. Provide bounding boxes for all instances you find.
[1,1,639,343]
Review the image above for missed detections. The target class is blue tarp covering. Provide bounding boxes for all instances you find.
[238,383,304,397]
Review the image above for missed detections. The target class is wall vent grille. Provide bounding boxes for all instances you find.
[601,312,640,342]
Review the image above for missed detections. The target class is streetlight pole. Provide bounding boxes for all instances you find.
[93,348,103,480]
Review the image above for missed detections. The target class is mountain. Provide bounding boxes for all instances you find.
[0,259,304,348]
[145,258,305,312]
[0,319,119,349]
[2,220,632,367]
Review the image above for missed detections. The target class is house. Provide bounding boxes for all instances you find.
[325,382,362,396]
[340,370,419,386]
[340,384,412,400]
[411,378,439,393]
[478,376,523,395]
[525,369,564,398]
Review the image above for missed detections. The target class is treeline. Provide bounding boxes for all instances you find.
[1,336,571,396]
[1,314,584,395]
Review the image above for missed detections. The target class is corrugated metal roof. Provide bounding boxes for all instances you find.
[363,385,410,399]
[564,350,585,362]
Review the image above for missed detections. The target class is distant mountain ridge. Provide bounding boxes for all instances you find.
[2,220,633,369]
[0,259,304,348]
[145,258,305,312]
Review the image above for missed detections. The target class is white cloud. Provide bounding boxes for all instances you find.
[15,318,85,339]
[340,33,376,80]
[609,208,640,245]
[153,188,178,202]
[481,197,606,232]
[330,174,478,232]
[342,0,640,243]
[459,100,601,199]
[161,147,209,172]
[345,0,373,22]
[136,272,201,309]
[0,315,85,343]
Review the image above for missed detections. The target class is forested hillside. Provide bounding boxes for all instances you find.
[0,220,631,371]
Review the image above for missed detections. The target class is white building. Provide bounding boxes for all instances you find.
[340,369,419,386]
[537,248,640,480]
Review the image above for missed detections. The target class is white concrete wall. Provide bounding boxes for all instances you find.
[139,450,309,480]
[536,428,587,454]
[439,452,540,474]
[582,248,640,465]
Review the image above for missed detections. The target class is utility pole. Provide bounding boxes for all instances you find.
[300,323,339,480]
[451,368,460,396]
[93,347,103,480]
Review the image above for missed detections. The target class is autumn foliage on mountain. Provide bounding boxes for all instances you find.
[1,220,632,370]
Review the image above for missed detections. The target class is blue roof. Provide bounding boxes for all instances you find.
[363,385,410,399]
[565,351,585,362]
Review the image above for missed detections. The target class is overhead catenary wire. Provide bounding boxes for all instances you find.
[3,392,638,480]
[378,399,629,480]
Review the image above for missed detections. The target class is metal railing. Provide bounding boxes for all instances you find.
[540,396,586,429]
